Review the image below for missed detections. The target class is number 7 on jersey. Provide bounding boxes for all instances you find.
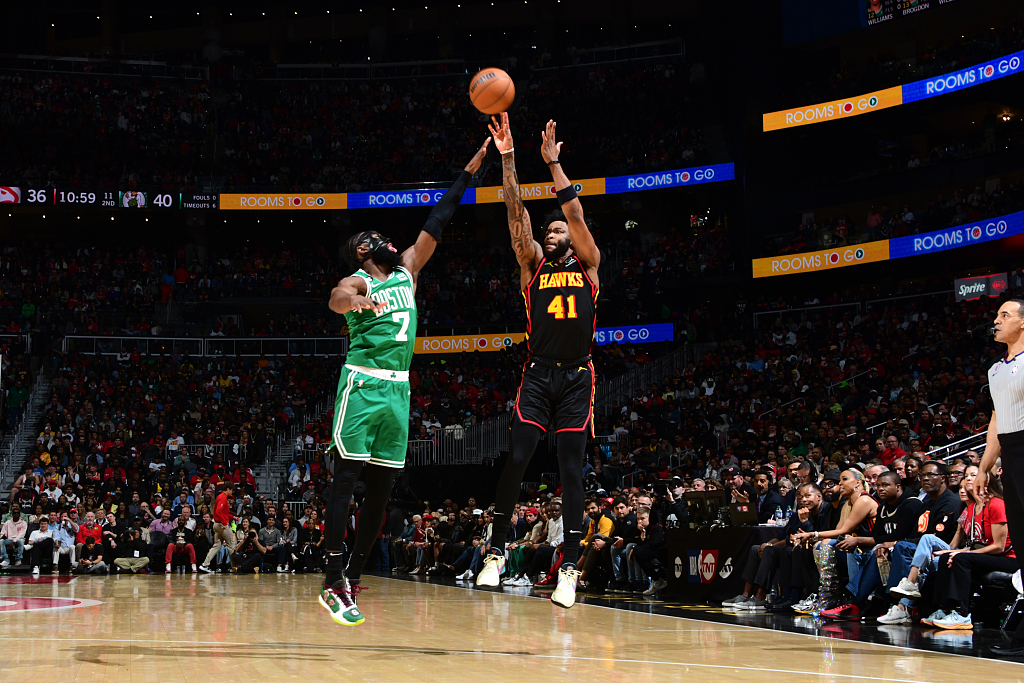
[392,311,410,341]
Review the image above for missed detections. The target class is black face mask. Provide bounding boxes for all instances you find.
[356,232,402,269]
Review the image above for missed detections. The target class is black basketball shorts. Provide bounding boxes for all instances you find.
[514,359,595,434]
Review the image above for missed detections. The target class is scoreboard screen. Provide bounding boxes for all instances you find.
[56,189,117,208]
[869,0,957,27]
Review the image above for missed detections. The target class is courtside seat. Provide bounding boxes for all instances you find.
[973,571,1020,628]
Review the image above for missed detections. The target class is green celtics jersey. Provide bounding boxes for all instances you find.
[344,266,417,371]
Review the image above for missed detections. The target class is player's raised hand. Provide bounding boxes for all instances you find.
[463,137,492,175]
[540,119,562,164]
[350,296,382,314]
[488,112,514,154]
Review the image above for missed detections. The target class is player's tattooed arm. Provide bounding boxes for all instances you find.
[329,276,381,315]
[489,112,542,284]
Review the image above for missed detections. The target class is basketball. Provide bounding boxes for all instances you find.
[469,67,515,114]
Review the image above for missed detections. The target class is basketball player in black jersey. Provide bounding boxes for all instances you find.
[479,112,600,608]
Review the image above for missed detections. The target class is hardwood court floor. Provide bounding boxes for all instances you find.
[0,572,1020,683]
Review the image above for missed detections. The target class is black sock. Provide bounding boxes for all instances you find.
[325,550,346,588]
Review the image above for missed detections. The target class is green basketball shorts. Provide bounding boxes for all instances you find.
[330,364,411,469]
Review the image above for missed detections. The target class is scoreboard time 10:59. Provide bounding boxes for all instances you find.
[20,188,177,209]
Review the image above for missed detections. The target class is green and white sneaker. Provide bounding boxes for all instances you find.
[551,565,581,609]
[476,552,506,588]
[319,578,366,626]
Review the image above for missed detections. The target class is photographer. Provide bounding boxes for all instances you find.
[113,528,150,574]
[73,535,106,575]
[232,517,266,573]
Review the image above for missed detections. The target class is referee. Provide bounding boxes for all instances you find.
[977,299,1024,657]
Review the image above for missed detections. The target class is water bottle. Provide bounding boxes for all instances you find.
[774,506,783,525]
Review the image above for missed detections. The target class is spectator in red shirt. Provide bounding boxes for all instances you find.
[74,511,103,560]
[103,458,127,485]
[878,435,907,466]
[199,481,237,573]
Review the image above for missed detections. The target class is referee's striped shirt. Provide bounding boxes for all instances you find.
[989,350,1024,433]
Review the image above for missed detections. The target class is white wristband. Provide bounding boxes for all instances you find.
[500,147,514,155]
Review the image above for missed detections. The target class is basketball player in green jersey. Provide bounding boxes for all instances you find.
[318,137,491,626]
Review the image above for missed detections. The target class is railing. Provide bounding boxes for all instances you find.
[534,39,685,70]
[863,402,952,435]
[758,396,809,420]
[826,367,878,396]
[3,54,209,80]
[281,501,308,519]
[864,290,953,310]
[62,335,348,357]
[407,429,476,467]
[753,302,861,330]
[594,342,716,415]
[930,432,988,462]
[397,411,514,467]
[0,371,47,485]
[0,333,31,355]
[235,59,468,82]
[468,412,512,462]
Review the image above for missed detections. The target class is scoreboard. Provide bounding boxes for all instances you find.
[868,0,959,27]
[0,187,201,210]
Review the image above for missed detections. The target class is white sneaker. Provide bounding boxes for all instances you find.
[513,575,532,587]
[551,566,581,608]
[933,611,973,630]
[890,577,921,599]
[32,566,40,576]
[166,563,172,574]
[877,603,911,624]
[643,578,668,596]
[456,569,474,581]
[501,576,518,586]
[476,553,505,588]
[793,594,818,613]
[732,597,767,611]
[277,565,284,573]
[0,560,9,568]
[191,564,198,573]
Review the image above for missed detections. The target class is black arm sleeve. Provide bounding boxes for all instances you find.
[421,170,472,240]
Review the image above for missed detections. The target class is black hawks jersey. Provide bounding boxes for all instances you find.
[524,256,597,360]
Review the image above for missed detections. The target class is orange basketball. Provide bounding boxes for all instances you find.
[469,68,515,115]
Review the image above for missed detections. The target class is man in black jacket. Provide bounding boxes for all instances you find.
[656,477,690,528]
[724,467,757,508]
[821,472,923,619]
[113,528,150,573]
[724,482,824,611]
[753,469,788,524]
